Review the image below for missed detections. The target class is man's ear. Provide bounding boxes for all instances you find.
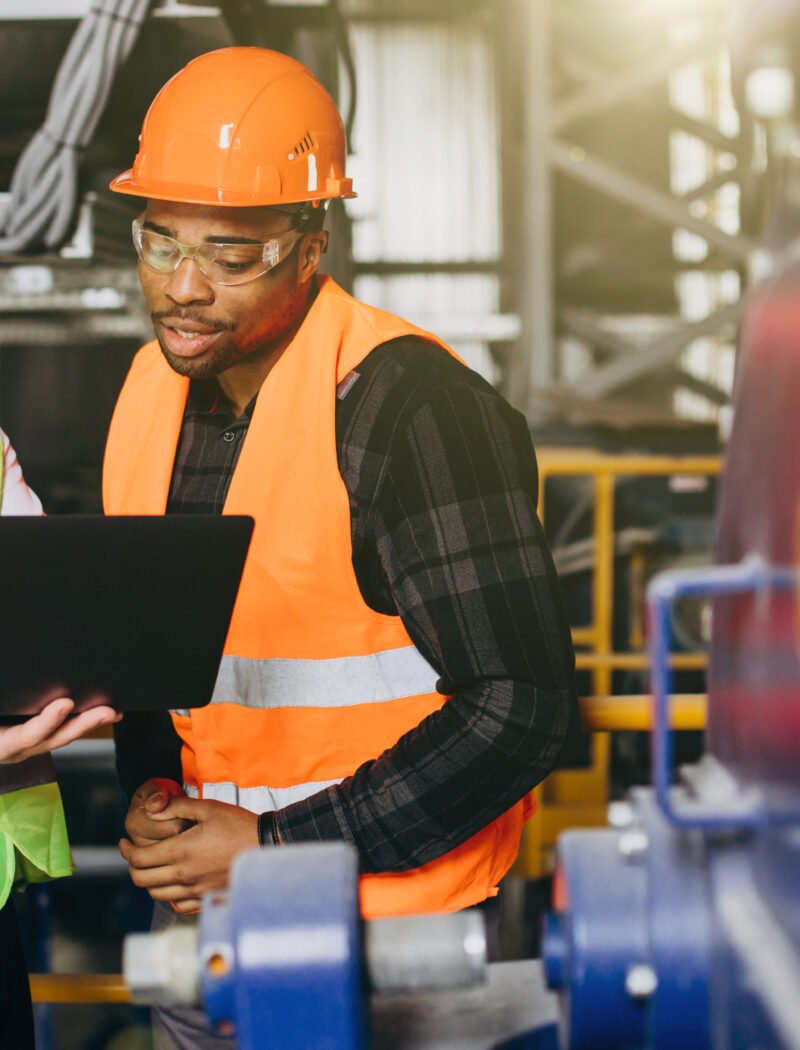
[297,231,328,284]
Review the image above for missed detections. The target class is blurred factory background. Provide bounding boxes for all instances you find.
[3,0,800,1048]
[2,0,747,512]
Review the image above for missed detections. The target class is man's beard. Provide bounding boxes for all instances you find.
[155,332,246,380]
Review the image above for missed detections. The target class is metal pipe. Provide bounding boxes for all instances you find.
[538,452,721,476]
[512,0,555,419]
[580,694,706,732]
[575,652,706,671]
[30,974,131,1004]
[365,911,486,993]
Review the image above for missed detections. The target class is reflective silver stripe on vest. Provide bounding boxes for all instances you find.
[209,644,440,710]
[184,779,341,813]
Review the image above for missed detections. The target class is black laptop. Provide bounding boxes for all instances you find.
[0,515,253,721]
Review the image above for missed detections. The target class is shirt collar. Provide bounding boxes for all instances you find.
[185,379,258,423]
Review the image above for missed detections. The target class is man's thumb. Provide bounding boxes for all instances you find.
[145,792,167,812]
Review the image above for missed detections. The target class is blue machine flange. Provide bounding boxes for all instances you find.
[542,557,800,1050]
[542,790,712,1050]
[200,843,366,1050]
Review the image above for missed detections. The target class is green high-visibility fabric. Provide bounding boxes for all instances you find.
[0,782,73,909]
[0,441,73,904]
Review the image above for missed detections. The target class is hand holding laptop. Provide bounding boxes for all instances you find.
[0,697,120,764]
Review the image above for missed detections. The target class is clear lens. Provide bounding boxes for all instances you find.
[201,243,268,283]
[139,230,181,272]
[131,219,300,286]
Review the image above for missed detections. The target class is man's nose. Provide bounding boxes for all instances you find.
[164,258,215,305]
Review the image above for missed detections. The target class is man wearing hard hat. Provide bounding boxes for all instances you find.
[106,47,577,1048]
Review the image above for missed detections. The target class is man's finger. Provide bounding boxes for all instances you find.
[150,795,206,823]
[147,885,202,904]
[143,778,184,813]
[128,862,190,890]
[125,798,188,845]
[133,778,183,803]
[120,835,187,871]
[129,835,162,848]
[128,818,187,844]
[173,898,202,914]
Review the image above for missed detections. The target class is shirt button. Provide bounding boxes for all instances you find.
[222,430,236,443]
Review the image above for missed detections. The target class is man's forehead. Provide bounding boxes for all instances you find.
[143,199,294,239]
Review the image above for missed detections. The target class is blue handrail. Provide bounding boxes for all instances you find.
[647,555,796,831]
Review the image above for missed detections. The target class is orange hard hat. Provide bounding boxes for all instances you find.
[110,47,355,207]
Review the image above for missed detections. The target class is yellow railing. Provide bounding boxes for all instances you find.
[579,693,706,732]
[517,449,721,878]
[575,652,706,672]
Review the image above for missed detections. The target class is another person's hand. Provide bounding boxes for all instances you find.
[119,796,259,914]
[0,698,120,764]
[124,778,189,848]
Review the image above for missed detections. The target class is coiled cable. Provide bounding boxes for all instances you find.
[0,0,152,254]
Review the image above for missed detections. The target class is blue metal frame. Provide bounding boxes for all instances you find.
[647,554,796,831]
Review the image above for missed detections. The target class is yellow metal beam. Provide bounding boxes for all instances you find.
[575,652,706,671]
[580,694,706,732]
[570,627,596,646]
[538,451,721,476]
[30,973,131,1004]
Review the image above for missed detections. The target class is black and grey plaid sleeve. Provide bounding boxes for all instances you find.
[275,339,579,872]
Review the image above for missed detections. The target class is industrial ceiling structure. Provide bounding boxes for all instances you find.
[0,0,775,503]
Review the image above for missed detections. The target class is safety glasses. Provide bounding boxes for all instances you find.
[131,218,302,286]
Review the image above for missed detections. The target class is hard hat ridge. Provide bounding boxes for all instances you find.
[109,47,356,208]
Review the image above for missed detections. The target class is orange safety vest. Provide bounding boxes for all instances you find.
[104,275,532,918]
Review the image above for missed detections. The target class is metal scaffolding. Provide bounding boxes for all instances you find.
[0,0,752,431]
[504,0,747,427]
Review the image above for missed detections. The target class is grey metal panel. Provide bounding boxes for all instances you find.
[370,959,558,1050]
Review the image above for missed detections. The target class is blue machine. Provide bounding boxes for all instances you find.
[125,841,560,1050]
[542,210,800,1047]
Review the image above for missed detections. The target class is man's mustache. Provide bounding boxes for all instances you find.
[151,310,234,331]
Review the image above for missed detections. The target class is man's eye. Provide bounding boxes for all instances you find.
[213,248,260,271]
[216,259,253,273]
[145,236,177,260]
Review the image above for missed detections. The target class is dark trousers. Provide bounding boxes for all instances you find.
[0,895,35,1049]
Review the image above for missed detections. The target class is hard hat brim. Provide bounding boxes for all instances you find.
[109,169,357,207]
